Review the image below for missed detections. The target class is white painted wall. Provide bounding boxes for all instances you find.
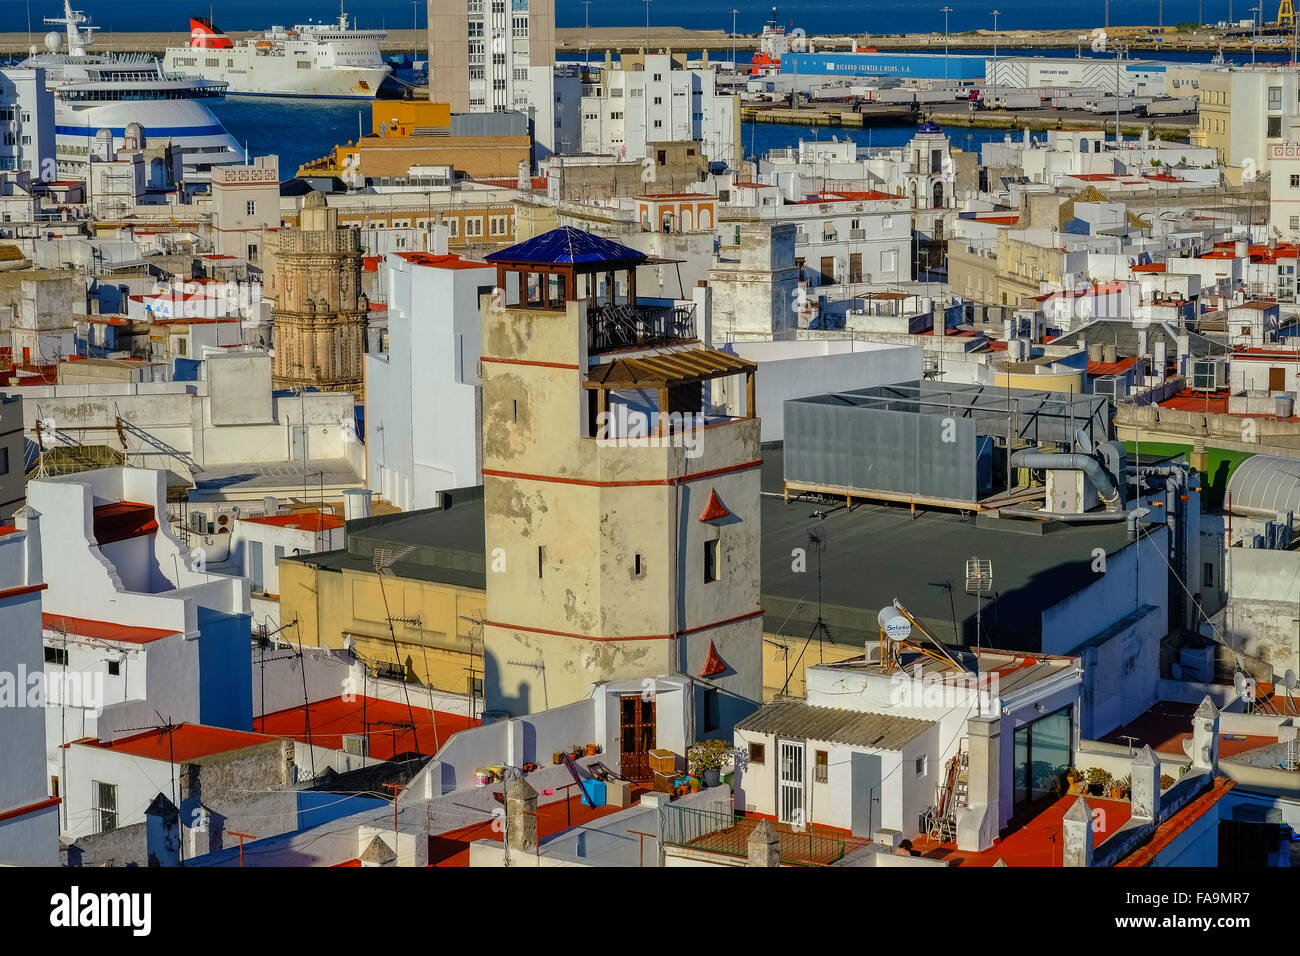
[366,253,494,509]
[717,339,921,441]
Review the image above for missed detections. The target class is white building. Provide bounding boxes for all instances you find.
[427,0,556,117]
[580,54,740,169]
[23,467,255,833]
[734,648,1082,848]
[4,350,366,505]
[0,67,55,178]
[987,57,1171,96]
[0,524,60,864]
[365,250,495,509]
[209,154,280,265]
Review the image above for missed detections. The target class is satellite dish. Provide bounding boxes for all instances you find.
[1074,426,1094,455]
[1171,661,1183,679]
[1284,669,1297,690]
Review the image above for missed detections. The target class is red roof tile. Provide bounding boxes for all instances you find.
[76,723,278,761]
[242,512,344,532]
[257,696,478,760]
[43,613,179,645]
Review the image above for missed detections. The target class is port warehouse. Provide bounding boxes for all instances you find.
[782,381,1109,505]
[779,52,1173,95]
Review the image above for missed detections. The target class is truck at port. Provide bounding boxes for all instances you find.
[1134,97,1197,117]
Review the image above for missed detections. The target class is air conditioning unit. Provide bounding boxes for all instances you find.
[342,734,369,757]
[1191,357,1228,391]
[1093,375,1127,400]
[189,511,206,533]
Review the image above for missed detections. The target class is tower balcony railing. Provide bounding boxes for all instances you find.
[587,301,697,355]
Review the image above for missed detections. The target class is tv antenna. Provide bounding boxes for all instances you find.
[374,544,421,757]
[779,524,833,696]
[965,557,993,656]
[1283,669,1298,716]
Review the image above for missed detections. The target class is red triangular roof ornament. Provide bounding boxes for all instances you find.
[698,488,732,523]
[700,640,728,678]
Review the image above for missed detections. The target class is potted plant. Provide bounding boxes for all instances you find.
[1159,773,1175,791]
[1084,767,1111,796]
[1065,767,1086,795]
[687,739,730,787]
[1110,774,1131,800]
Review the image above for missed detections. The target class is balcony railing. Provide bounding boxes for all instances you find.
[661,804,870,866]
[588,302,697,355]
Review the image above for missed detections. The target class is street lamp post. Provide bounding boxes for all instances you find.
[731,8,739,72]
[1251,6,1260,66]
[941,6,953,80]
[582,0,592,73]
[991,10,1000,103]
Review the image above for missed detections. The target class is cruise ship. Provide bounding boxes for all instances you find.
[162,13,392,99]
[20,2,243,187]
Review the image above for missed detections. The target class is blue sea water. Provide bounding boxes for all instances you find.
[1,0,1233,171]
[0,0,1277,37]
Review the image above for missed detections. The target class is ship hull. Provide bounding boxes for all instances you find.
[53,98,242,185]
[163,52,392,99]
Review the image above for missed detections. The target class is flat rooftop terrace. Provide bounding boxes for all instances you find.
[762,445,1137,651]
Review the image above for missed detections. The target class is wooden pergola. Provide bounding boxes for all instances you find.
[584,347,758,436]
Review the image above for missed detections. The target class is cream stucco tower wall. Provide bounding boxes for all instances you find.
[479,248,763,733]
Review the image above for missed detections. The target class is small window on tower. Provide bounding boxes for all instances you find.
[634,553,643,576]
[538,545,544,578]
[704,539,719,583]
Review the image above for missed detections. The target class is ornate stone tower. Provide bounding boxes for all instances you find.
[269,191,368,398]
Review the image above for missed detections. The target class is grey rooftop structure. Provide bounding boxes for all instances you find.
[783,381,1109,507]
[735,699,933,752]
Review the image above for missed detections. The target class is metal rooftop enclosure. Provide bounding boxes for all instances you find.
[783,381,1110,508]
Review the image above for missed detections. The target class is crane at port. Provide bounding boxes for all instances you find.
[1278,0,1294,25]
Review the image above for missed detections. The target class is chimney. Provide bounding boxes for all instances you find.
[1062,796,1094,867]
[956,714,1002,852]
[1189,695,1220,772]
[145,794,181,867]
[1130,744,1161,822]
[747,818,781,867]
[506,777,539,853]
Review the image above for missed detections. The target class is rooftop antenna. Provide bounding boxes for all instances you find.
[374,545,421,756]
[965,557,993,657]
[778,524,832,696]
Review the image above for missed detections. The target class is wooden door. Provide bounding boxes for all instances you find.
[618,695,656,781]
[1270,367,1286,391]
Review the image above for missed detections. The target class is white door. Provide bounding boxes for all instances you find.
[778,739,805,825]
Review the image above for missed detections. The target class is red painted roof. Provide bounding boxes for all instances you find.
[362,255,381,272]
[975,215,1019,225]
[429,787,649,866]
[0,525,18,537]
[1131,262,1166,273]
[1116,777,1236,867]
[243,512,344,532]
[1088,356,1140,376]
[396,252,488,270]
[913,793,1133,866]
[257,696,479,760]
[43,613,179,645]
[92,501,158,546]
[75,723,278,762]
